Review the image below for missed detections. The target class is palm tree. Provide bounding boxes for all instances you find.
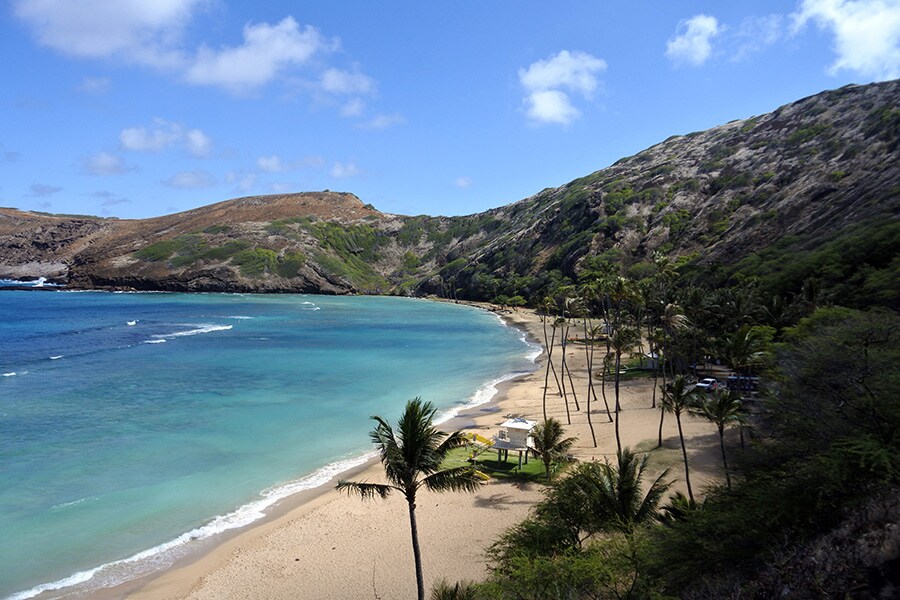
[531,418,577,480]
[570,448,671,534]
[689,389,745,489]
[337,398,484,600]
[656,491,702,526]
[662,375,697,503]
[610,325,639,454]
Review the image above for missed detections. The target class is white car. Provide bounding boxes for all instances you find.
[694,378,719,392]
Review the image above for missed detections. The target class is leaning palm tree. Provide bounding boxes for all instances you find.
[571,448,671,534]
[689,388,745,489]
[337,398,484,600]
[531,417,577,480]
[662,375,697,503]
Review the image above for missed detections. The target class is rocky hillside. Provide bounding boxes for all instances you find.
[1,80,898,300]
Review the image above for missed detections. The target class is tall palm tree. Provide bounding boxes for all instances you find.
[689,389,746,489]
[337,398,483,600]
[531,418,577,480]
[610,325,639,454]
[570,448,671,534]
[662,375,697,503]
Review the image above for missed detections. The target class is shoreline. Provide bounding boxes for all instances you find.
[19,299,541,600]
[25,298,726,599]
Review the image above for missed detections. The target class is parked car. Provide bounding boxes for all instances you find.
[694,378,719,392]
[727,375,760,392]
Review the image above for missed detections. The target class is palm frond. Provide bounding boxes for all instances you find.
[336,479,396,500]
[422,465,484,494]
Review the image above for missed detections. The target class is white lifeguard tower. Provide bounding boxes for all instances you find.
[492,417,537,468]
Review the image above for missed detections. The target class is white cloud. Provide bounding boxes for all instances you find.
[793,0,900,81]
[184,17,330,92]
[225,171,257,193]
[257,155,287,173]
[455,177,473,189]
[359,113,406,130]
[82,152,130,175]
[162,170,215,189]
[120,119,212,157]
[341,98,366,117]
[185,129,212,157]
[331,161,361,178]
[525,90,580,125]
[320,67,375,95]
[518,50,606,125]
[78,76,111,94]
[733,15,784,60]
[120,120,181,152]
[256,154,324,172]
[28,183,62,196]
[13,0,199,68]
[271,182,296,193]
[666,14,722,66]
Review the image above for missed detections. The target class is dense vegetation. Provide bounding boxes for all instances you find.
[434,257,899,598]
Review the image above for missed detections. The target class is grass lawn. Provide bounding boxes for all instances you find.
[443,446,549,483]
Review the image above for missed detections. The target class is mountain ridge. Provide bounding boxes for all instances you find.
[1,80,898,302]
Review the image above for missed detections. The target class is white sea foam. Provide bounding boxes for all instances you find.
[2,372,16,377]
[142,339,167,344]
[126,320,137,326]
[49,355,63,360]
[50,496,97,511]
[226,316,253,320]
[7,451,378,600]
[152,324,233,340]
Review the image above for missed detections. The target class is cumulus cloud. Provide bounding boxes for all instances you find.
[162,170,215,189]
[518,50,607,125]
[256,154,324,172]
[28,183,62,196]
[119,119,212,157]
[793,0,900,81]
[13,0,199,68]
[184,128,212,157]
[82,152,131,175]
[184,17,331,92]
[320,67,375,95]
[666,14,722,66]
[331,161,360,178]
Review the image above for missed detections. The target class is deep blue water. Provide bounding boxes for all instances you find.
[0,291,536,599]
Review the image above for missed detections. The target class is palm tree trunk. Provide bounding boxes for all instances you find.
[675,411,694,503]
[541,315,551,422]
[583,317,597,447]
[600,355,613,422]
[614,351,622,454]
[718,424,731,489]
[407,499,425,600]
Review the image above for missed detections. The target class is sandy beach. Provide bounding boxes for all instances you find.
[116,304,728,600]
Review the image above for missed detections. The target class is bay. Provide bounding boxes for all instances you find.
[0,291,537,598]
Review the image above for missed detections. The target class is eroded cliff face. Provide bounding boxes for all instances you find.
[1,81,898,296]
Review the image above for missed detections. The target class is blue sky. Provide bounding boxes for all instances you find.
[1,1,898,219]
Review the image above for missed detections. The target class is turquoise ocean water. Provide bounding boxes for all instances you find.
[0,290,538,599]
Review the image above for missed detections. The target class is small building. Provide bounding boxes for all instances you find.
[492,417,537,468]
